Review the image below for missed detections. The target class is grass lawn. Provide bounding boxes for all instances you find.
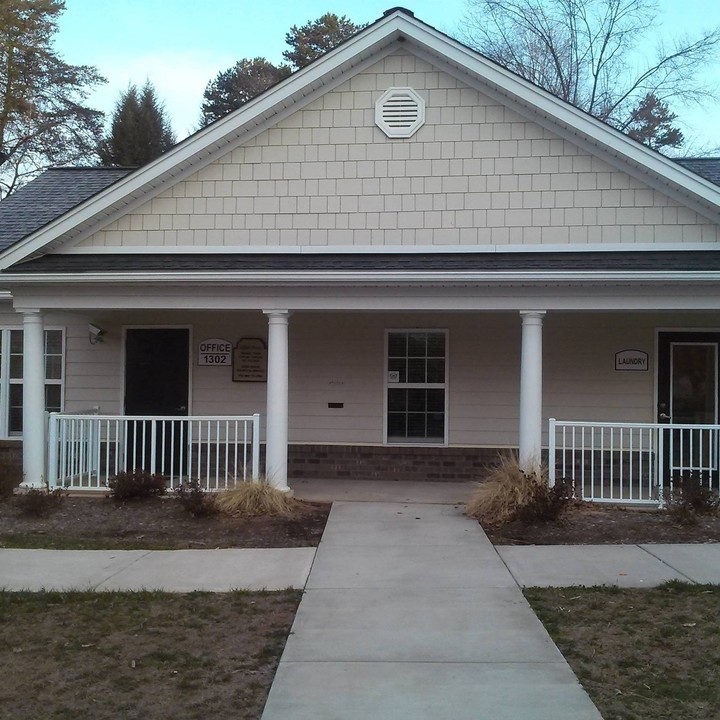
[0,589,301,719]
[525,582,720,720]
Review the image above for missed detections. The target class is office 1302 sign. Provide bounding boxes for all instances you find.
[615,349,648,372]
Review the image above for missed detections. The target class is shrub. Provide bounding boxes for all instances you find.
[465,454,569,527]
[667,475,720,526]
[176,479,217,517]
[16,487,66,517]
[214,480,299,517]
[107,470,167,501]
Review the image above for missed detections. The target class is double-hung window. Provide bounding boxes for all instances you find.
[386,330,447,444]
[0,328,64,437]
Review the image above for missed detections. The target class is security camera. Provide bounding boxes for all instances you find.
[88,324,106,343]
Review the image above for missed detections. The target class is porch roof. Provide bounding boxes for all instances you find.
[6,250,720,275]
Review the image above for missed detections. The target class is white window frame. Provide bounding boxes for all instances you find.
[0,327,65,438]
[383,328,449,446]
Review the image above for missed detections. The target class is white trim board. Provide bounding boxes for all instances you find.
[56,243,720,255]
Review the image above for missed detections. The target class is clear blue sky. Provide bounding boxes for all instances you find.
[54,1,720,153]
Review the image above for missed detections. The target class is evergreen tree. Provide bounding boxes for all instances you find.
[0,0,105,197]
[283,13,366,69]
[199,14,365,126]
[626,94,684,151]
[99,81,175,167]
[201,59,291,127]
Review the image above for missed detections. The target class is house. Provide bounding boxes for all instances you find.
[1,8,720,503]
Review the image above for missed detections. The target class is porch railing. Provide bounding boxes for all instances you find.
[549,419,720,506]
[47,413,261,492]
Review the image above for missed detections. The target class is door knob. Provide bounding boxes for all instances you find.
[659,412,671,421]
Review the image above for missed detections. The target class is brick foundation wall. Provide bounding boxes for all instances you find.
[287,444,508,482]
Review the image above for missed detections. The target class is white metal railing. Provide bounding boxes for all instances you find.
[47,413,261,492]
[549,419,720,506]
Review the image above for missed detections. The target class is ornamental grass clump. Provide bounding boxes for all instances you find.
[465,454,568,527]
[214,480,299,517]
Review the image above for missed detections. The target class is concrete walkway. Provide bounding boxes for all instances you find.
[0,548,315,592]
[498,542,720,587]
[262,502,602,720]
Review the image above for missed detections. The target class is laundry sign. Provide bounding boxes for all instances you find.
[615,349,649,371]
[198,338,232,366]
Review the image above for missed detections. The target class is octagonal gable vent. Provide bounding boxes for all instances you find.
[375,87,425,138]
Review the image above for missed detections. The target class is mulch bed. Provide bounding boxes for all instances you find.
[483,503,720,545]
[0,495,330,550]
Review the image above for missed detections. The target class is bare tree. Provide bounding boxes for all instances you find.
[461,0,720,150]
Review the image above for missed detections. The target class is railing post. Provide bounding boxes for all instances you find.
[47,413,58,489]
[252,413,261,481]
[150,420,157,476]
[657,426,665,508]
[548,418,556,488]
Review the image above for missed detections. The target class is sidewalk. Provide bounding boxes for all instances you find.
[498,542,720,587]
[261,501,602,720]
[0,547,315,592]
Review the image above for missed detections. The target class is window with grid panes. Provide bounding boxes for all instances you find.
[386,331,446,443]
[2,329,64,436]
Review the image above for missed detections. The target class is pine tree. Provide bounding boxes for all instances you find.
[201,59,291,127]
[99,81,175,167]
[283,13,366,69]
[626,94,684,151]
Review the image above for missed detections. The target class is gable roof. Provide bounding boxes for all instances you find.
[0,167,133,252]
[2,8,720,269]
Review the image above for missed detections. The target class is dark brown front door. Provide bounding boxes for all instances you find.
[124,328,189,474]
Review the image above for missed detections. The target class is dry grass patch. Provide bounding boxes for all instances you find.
[526,583,720,720]
[466,454,568,527]
[214,481,300,518]
[0,589,301,720]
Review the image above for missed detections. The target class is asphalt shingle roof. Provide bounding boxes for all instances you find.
[7,251,720,274]
[675,158,720,186]
[0,167,133,251]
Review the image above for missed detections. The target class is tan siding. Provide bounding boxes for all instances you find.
[75,49,720,250]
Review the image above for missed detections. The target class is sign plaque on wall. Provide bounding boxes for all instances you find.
[615,349,649,372]
[233,338,268,382]
[198,338,232,366]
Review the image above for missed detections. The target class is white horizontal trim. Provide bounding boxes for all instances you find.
[3,270,720,285]
[57,242,720,255]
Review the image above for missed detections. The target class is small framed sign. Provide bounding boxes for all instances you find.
[233,338,268,382]
[198,338,232,366]
[615,349,649,371]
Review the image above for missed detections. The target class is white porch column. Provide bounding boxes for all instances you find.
[21,310,46,488]
[263,310,291,492]
[519,310,545,473]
